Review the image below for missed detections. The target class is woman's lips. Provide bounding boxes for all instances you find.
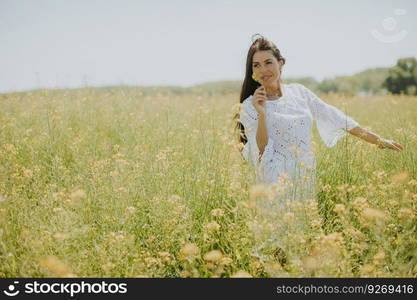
[262,76,271,81]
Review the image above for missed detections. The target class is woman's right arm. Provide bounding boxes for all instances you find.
[348,126,404,151]
[256,111,269,159]
[239,97,275,168]
[252,86,269,160]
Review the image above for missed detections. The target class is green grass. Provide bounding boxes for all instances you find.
[0,87,416,277]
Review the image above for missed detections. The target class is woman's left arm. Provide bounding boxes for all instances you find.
[348,126,405,151]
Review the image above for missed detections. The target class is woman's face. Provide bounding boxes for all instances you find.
[252,50,283,86]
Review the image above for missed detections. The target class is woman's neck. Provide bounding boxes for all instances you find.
[264,82,283,98]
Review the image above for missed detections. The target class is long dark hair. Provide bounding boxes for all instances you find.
[233,34,286,148]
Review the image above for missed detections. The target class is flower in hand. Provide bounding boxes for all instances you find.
[252,73,261,83]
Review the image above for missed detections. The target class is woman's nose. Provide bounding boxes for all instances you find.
[259,66,269,74]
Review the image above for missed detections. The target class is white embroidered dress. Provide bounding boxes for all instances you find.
[239,83,359,203]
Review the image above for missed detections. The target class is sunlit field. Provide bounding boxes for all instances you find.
[0,86,416,278]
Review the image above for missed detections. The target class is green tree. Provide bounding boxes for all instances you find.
[383,57,417,95]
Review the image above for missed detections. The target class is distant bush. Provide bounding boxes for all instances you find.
[383,57,417,95]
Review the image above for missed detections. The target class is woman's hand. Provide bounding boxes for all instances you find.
[252,86,267,115]
[377,138,405,151]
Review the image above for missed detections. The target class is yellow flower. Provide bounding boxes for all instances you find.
[179,243,200,261]
[210,208,225,217]
[361,208,387,221]
[390,171,409,185]
[204,221,221,232]
[360,263,377,277]
[321,184,332,192]
[373,251,386,265]
[283,212,295,224]
[102,262,116,272]
[203,250,223,262]
[23,168,34,178]
[52,207,65,214]
[249,184,269,201]
[219,257,233,266]
[53,232,69,240]
[125,206,136,214]
[302,255,321,271]
[70,189,87,201]
[352,197,368,211]
[397,208,415,221]
[38,255,71,277]
[334,204,346,215]
[252,73,261,83]
[230,270,252,278]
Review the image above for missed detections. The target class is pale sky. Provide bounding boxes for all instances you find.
[1,0,416,93]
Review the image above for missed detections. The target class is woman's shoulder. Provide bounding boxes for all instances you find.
[285,82,307,92]
[285,82,312,100]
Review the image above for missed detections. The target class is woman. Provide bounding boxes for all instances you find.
[237,34,404,188]
[235,34,404,266]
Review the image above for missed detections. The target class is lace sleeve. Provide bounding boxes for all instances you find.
[296,84,359,147]
[239,97,275,169]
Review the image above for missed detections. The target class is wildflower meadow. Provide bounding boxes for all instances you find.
[0,86,416,277]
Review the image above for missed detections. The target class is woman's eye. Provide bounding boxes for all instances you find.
[253,62,271,67]
[253,62,271,68]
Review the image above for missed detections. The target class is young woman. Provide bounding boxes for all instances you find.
[237,34,404,190]
[235,34,404,266]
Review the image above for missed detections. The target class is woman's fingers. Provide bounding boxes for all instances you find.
[253,89,265,98]
[392,141,404,150]
[386,140,394,148]
[255,87,266,95]
[393,142,404,151]
[379,139,404,151]
[389,141,404,151]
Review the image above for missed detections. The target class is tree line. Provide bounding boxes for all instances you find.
[193,57,417,96]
